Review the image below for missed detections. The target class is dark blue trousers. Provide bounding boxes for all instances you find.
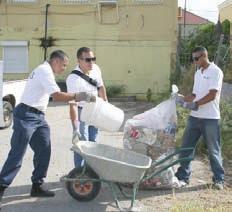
[0,104,51,187]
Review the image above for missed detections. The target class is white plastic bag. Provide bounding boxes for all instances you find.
[123,97,177,158]
[123,96,178,189]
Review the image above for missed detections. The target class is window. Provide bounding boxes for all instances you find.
[98,0,119,24]
[1,41,29,73]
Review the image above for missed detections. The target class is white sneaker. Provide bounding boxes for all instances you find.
[178,180,188,188]
[213,182,224,190]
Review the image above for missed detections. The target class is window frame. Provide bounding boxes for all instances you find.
[1,41,29,74]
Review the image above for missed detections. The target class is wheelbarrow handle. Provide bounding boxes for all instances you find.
[151,147,194,167]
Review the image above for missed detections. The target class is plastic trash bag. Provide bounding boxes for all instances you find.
[123,96,179,189]
[140,153,180,189]
[123,97,177,158]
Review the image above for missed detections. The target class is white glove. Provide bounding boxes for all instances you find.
[74,92,96,102]
[182,102,199,111]
[72,130,81,145]
[175,94,185,106]
[71,120,81,144]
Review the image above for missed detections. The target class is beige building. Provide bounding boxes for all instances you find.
[219,0,232,21]
[0,0,178,99]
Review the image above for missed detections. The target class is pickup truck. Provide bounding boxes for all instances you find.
[0,61,27,129]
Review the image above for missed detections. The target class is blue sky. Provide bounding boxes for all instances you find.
[178,0,226,23]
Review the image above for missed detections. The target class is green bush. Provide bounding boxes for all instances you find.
[106,85,125,98]
[220,101,232,159]
[146,88,152,102]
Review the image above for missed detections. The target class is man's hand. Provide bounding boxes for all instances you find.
[72,130,81,145]
[182,102,199,111]
[71,121,81,144]
[175,94,185,106]
[75,92,96,102]
[71,120,81,144]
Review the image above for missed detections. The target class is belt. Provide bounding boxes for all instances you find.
[20,103,44,114]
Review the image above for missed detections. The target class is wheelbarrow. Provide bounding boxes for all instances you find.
[60,141,193,211]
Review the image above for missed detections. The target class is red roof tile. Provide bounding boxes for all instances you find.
[178,8,212,25]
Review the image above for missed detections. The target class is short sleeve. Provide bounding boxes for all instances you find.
[209,69,223,91]
[38,68,60,95]
[192,71,198,95]
[93,64,104,87]
[66,74,81,93]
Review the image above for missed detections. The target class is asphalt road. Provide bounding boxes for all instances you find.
[0,101,154,212]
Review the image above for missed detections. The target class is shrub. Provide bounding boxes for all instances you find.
[106,85,125,98]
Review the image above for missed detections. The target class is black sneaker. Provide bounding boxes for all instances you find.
[0,191,3,210]
[0,187,5,210]
[30,184,55,197]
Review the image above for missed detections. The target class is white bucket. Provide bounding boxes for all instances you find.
[80,97,124,132]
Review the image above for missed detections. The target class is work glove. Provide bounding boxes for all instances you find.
[71,121,81,145]
[175,94,185,106]
[182,102,199,111]
[72,130,81,145]
[74,92,96,102]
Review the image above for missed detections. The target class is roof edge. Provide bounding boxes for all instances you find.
[218,0,232,10]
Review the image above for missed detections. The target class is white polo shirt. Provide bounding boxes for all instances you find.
[21,61,60,112]
[190,62,223,119]
[66,64,104,107]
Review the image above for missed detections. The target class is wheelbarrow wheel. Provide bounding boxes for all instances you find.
[66,166,101,202]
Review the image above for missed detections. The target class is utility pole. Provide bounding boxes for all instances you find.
[183,0,187,39]
[44,4,50,61]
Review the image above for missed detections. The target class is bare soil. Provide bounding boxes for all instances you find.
[115,100,232,212]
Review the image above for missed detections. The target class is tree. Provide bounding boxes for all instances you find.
[179,20,230,68]
[172,19,231,90]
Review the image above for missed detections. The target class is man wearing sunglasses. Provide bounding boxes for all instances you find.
[175,46,225,190]
[66,47,107,168]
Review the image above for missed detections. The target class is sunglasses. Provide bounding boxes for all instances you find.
[80,57,96,63]
[192,54,203,61]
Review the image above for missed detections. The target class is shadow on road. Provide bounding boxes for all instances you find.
[1,182,116,212]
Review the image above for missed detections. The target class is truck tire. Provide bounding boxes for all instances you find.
[2,101,13,128]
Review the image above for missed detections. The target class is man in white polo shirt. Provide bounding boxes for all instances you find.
[175,46,225,190]
[66,47,107,167]
[0,50,95,208]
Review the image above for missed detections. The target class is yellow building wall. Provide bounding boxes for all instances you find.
[0,0,178,98]
[219,4,232,21]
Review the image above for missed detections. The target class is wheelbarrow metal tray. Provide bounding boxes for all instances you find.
[72,141,152,183]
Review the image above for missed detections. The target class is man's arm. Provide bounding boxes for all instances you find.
[178,90,218,111]
[195,89,217,106]
[52,92,75,102]
[98,86,108,101]
[69,103,78,131]
[52,91,96,102]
